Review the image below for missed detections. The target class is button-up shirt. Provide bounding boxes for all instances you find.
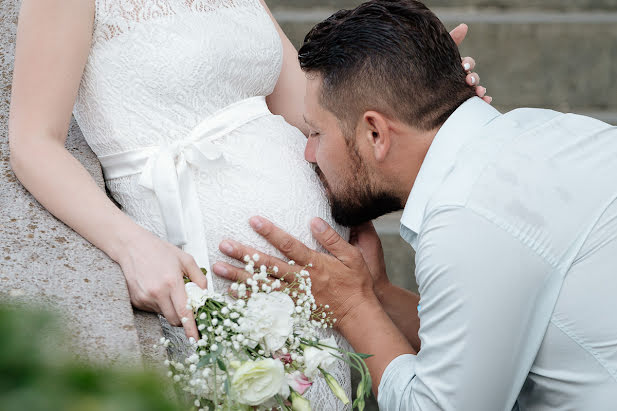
[377,97,617,410]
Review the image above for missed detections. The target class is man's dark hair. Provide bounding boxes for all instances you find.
[298,0,476,133]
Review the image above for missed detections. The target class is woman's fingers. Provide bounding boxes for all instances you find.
[182,253,208,289]
[466,72,480,86]
[449,23,468,46]
[462,56,476,72]
[158,296,181,327]
[171,283,199,340]
[476,85,487,98]
[483,95,493,104]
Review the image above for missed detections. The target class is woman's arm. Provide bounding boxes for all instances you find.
[258,0,310,136]
[8,0,206,339]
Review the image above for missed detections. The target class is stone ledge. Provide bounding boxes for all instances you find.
[1,0,165,369]
[274,8,617,23]
[268,0,617,11]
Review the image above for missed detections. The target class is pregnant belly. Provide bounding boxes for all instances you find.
[192,114,349,290]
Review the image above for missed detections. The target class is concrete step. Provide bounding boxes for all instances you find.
[268,0,617,11]
[274,7,617,116]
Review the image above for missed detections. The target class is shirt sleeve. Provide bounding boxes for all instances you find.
[378,206,554,411]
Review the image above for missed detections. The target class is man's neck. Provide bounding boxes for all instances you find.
[389,125,441,203]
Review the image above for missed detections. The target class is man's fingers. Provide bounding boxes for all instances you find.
[218,240,289,270]
[182,253,208,289]
[249,216,313,265]
[310,218,355,263]
[449,23,468,46]
[171,284,199,341]
[461,56,476,72]
[213,261,297,284]
[212,262,251,282]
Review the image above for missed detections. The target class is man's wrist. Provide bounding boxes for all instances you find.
[374,279,394,303]
[336,291,384,335]
[335,289,416,394]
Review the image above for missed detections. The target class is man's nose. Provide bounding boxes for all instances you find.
[304,136,317,163]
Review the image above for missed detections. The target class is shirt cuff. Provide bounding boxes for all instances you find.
[378,354,418,411]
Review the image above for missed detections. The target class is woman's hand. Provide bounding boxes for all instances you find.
[450,24,492,103]
[117,229,208,340]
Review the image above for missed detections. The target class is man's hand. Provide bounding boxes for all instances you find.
[213,216,376,330]
[213,216,415,393]
[349,222,391,300]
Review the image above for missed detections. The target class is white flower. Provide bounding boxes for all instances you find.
[287,371,313,396]
[231,359,285,405]
[185,282,209,309]
[323,370,349,405]
[303,336,339,378]
[290,390,312,411]
[238,292,295,352]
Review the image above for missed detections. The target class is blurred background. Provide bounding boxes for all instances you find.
[268,0,617,295]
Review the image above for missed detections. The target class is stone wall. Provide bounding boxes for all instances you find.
[0,0,165,369]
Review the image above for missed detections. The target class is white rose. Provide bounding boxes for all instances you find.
[185,282,209,309]
[231,359,285,405]
[303,336,339,378]
[238,292,295,352]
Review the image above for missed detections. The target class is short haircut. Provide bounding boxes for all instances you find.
[298,0,476,133]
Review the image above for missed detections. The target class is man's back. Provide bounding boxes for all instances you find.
[383,98,617,410]
[443,107,617,410]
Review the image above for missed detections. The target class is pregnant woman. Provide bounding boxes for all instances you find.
[8,0,486,408]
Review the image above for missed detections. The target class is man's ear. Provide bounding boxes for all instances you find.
[361,111,392,162]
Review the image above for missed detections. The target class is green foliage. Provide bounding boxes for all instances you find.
[0,303,184,411]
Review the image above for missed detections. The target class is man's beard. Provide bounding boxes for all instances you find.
[316,165,403,227]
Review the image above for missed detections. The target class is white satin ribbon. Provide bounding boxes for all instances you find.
[99,96,271,283]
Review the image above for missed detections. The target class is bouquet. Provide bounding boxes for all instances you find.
[160,256,372,410]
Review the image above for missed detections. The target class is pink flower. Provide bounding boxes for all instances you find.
[273,352,292,365]
[287,371,313,396]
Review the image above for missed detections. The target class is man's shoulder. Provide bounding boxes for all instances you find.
[427,107,615,209]
[422,108,617,266]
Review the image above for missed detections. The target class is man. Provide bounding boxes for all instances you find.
[212,1,617,409]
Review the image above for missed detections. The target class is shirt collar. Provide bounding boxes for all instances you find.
[400,97,501,239]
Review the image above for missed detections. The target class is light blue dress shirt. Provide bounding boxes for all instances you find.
[377,97,617,410]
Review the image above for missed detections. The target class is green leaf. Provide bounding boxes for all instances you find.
[200,267,208,275]
[354,353,373,359]
[216,358,227,372]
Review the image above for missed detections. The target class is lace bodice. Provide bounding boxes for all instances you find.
[74,0,282,158]
[72,1,352,409]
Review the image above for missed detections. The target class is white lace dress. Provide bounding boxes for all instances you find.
[72,0,352,409]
